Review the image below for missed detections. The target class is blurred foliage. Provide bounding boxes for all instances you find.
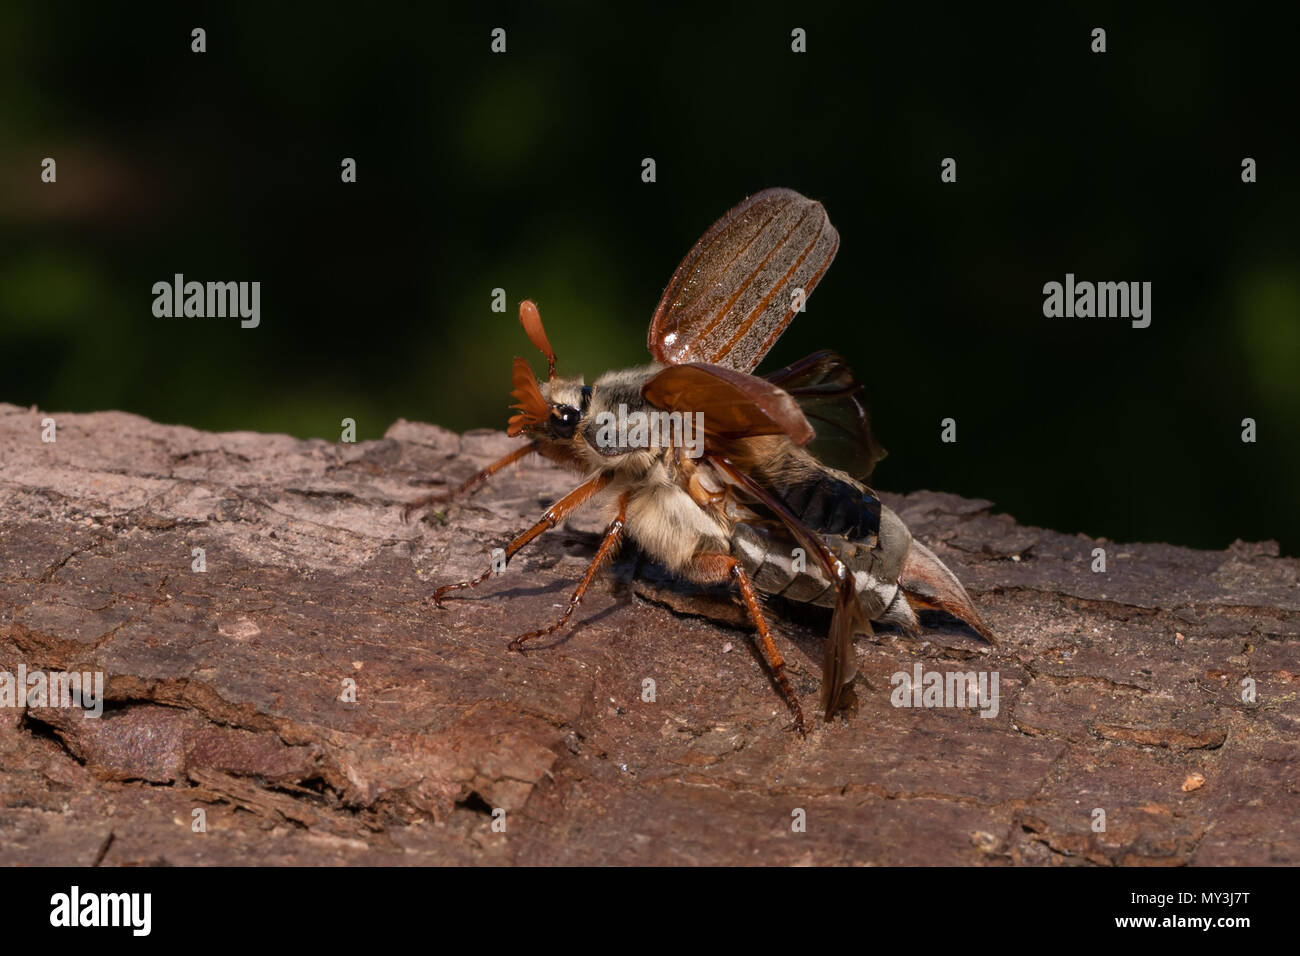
[1,2,1297,552]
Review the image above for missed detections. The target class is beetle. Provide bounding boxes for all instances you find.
[406,188,994,733]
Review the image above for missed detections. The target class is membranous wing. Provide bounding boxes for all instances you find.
[648,189,839,374]
[763,350,885,481]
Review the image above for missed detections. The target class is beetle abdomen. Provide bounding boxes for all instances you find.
[730,503,914,624]
[769,471,881,541]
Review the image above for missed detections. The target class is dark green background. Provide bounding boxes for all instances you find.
[3,3,1297,553]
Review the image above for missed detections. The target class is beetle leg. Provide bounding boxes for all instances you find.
[691,553,806,735]
[432,471,613,606]
[402,441,537,523]
[508,493,629,651]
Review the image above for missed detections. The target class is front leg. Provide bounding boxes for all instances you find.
[432,471,613,606]
[509,492,630,651]
[401,441,537,523]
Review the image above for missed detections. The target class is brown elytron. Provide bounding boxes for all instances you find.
[407,188,993,734]
[649,188,840,373]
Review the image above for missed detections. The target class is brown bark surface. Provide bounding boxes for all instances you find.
[1,403,1296,865]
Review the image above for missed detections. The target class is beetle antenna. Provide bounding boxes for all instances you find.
[507,357,549,435]
[519,300,557,380]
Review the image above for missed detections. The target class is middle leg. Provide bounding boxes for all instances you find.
[691,552,806,735]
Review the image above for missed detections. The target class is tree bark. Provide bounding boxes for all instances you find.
[0,403,1296,865]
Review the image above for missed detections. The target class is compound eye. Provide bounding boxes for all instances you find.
[551,405,581,439]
